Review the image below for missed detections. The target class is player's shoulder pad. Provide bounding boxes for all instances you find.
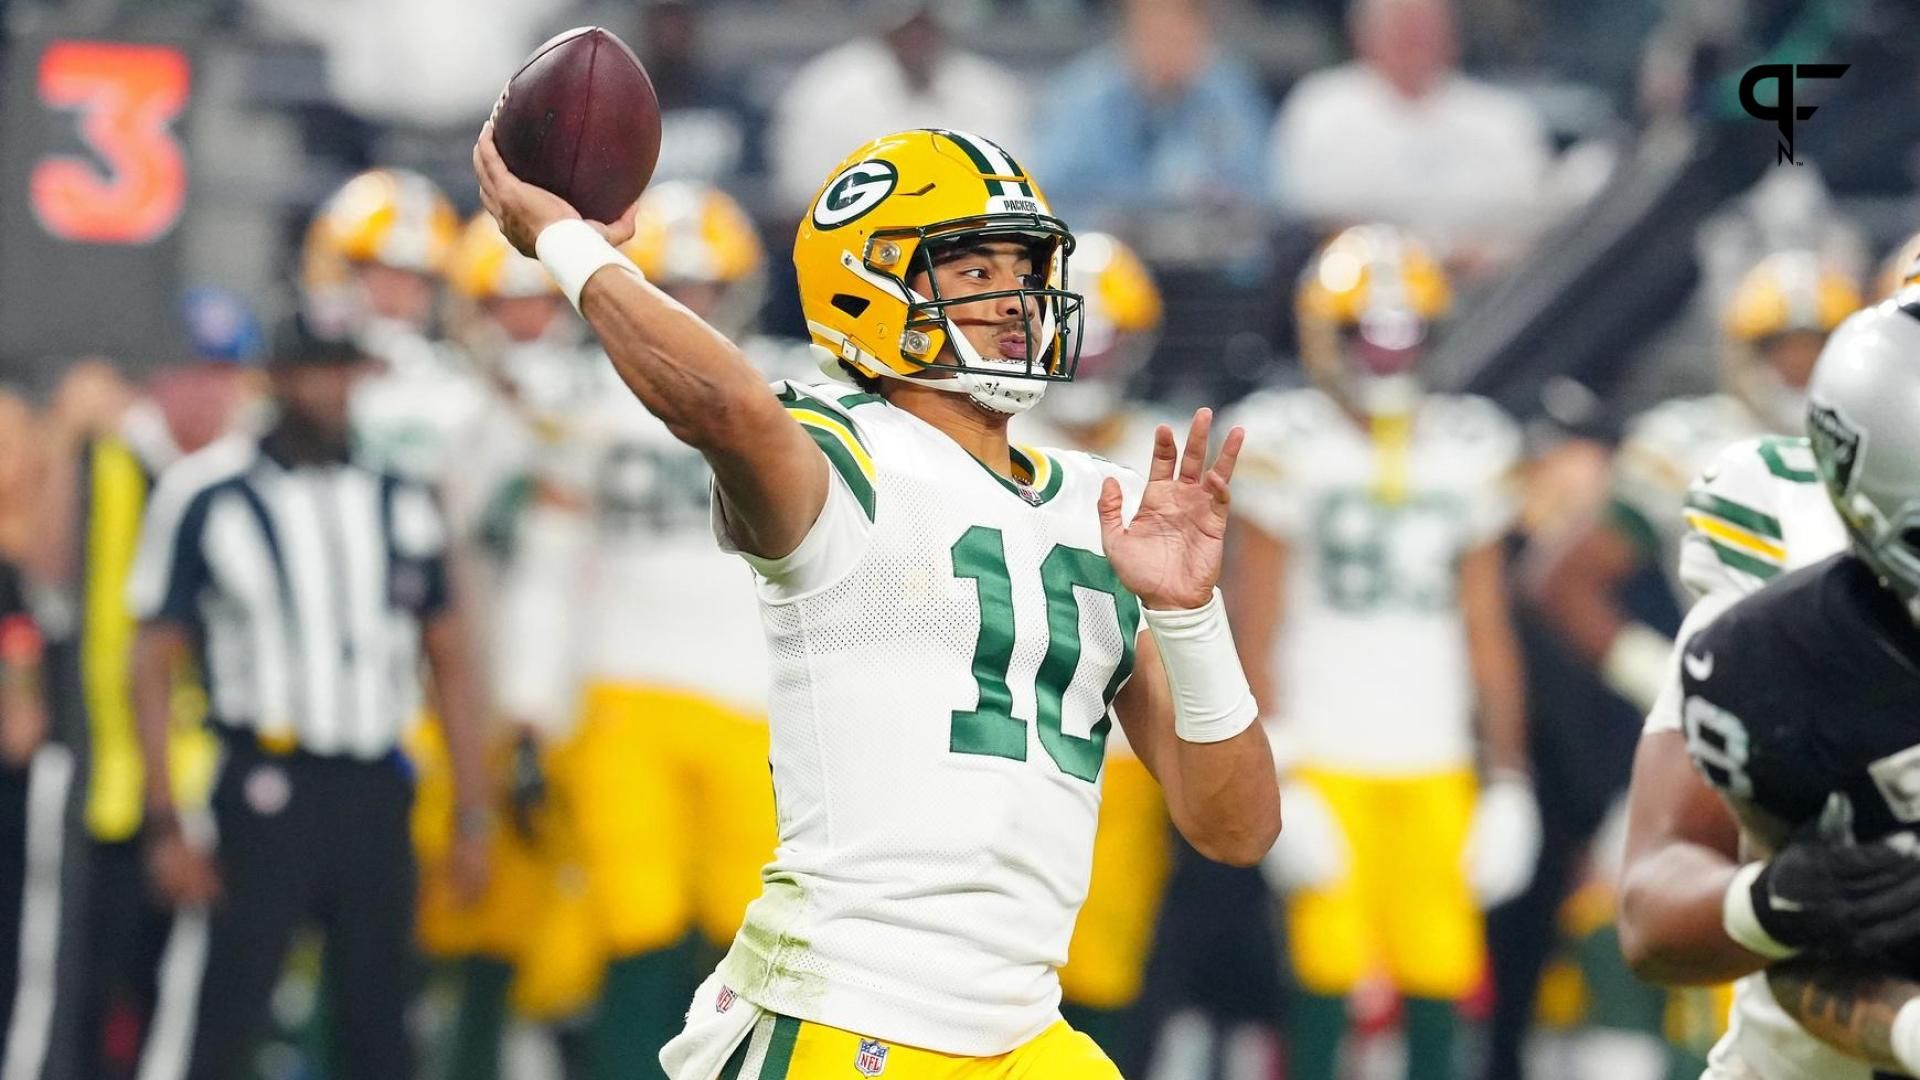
[1683,436,1805,585]
[1222,387,1334,482]
[774,380,878,521]
[1425,393,1522,465]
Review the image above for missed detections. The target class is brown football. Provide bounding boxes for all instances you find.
[491,27,661,224]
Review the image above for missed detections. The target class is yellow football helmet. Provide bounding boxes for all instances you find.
[450,213,557,302]
[792,129,1082,415]
[1873,229,1920,300]
[1721,250,1861,431]
[620,181,766,337]
[300,168,459,331]
[1297,225,1451,417]
[1043,232,1162,428]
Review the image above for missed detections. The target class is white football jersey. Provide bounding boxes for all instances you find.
[1611,394,1771,600]
[1642,435,1852,1080]
[491,356,769,731]
[711,382,1147,1056]
[350,332,495,501]
[1228,388,1520,774]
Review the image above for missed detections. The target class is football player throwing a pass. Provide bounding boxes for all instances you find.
[475,126,1280,1080]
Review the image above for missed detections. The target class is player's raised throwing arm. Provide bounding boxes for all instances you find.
[1109,411,1281,867]
[474,126,825,559]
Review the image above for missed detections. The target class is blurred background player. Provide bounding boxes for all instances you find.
[1227,226,1534,1080]
[484,180,781,1080]
[1529,251,1861,717]
[6,294,261,1080]
[410,211,592,1080]
[1014,233,1174,1074]
[300,167,494,499]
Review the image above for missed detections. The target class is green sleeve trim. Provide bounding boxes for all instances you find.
[1607,498,1662,560]
[1757,437,1819,483]
[1708,538,1782,582]
[1685,491,1783,540]
[797,424,876,520]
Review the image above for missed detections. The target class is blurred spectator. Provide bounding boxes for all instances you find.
[8,305,261,1080]
[1030,0,1269,226]
[635,0,761,184]
[768,1,1029,214]
[0,538,47,1077]
[246,0,567,130]
[1268,0,1553,278]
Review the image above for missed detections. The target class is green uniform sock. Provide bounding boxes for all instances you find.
[1289,991,1348,1080]
[1403,996,1457,1080]
[588,940,698,1080]
[444,956,514,1080]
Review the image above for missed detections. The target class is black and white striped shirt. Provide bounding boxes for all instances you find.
[126,432,451,758]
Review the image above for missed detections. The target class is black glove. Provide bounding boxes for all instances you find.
[1753,834,1920,960]
[507,729,547,843]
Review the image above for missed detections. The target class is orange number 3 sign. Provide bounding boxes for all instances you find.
[31,41,190,246]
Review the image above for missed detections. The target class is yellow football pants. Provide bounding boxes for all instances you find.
[412,685,779,1018]
[1058,753,1170,1010]
[723,1016,1120,1080]
[1285,767,1483,999]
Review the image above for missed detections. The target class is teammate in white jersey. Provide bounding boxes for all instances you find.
[1531,251,1860,713]
[1617,296,1920,1079]
[1228,225,1532,1080]
[475,126,1279,1080]
[301,168,496,496]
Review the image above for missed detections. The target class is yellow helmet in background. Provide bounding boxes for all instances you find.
[791,128,1082,415]
[620,181,766,337]
[1296,225,1451,417]
[1042,232,1162,428]
[450,212,557,301]
[300,168,459,333]
[1720,250,1861,431]
[1873,229,1920,301]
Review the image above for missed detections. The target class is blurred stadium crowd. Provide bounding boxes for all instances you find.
[1,0,1919,1077]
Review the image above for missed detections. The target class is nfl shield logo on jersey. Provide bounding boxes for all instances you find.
[855,1039,889,1076]
[714,985,737,1013]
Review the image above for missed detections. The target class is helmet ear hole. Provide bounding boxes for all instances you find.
[832,294,871,318]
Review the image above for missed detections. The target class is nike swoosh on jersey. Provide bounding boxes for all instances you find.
[1684,651,1715,680]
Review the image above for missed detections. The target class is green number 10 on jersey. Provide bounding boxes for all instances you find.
[948,526,1141,783]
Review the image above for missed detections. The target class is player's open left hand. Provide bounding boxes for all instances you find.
[1099,408,1244,611]
[473,122,638,259]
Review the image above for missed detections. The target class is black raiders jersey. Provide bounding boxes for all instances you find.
[1680,554,1920,849]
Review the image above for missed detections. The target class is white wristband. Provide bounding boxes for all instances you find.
[1142,588,1258,744]
[1602,621,1673,714]
[1891,997,1920,1074]
[1722,861,1800,961]
[535,219,641,311]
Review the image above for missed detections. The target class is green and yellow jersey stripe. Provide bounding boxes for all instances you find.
[1684,490,1785,580]
[779,393,877,520]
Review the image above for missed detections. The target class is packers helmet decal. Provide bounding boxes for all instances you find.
[793,129,1084,414]
[813,161,900,231]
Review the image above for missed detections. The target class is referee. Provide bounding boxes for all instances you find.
[125,315,490,1080]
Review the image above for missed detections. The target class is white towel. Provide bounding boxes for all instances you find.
[660,972,761,1080]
